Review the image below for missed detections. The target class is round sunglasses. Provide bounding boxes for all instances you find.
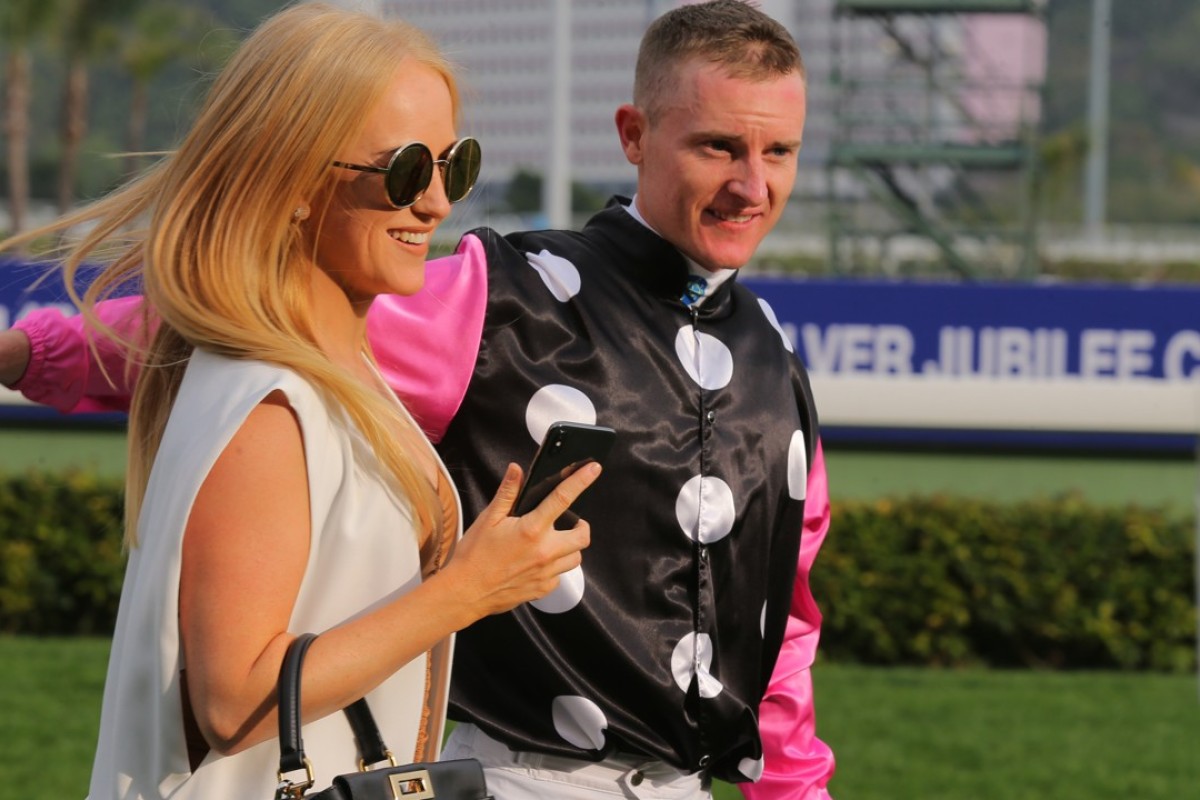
[331,137,482,209]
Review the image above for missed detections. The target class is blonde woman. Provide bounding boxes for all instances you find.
[0,4,597,798]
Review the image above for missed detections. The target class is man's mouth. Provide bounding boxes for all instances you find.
[709,210,753,224]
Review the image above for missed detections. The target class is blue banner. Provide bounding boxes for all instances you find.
[5,262,1199,449]
[0,259,82,330]
[742,277,1200,383]
[742,277,1200,451]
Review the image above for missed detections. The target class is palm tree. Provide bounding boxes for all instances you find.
[1,0,61,240]
[119,5,226,180]
[55,0,140,214]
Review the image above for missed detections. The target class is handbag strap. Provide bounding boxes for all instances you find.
[344,698,389,766]
[278,633,319,774]
[276,633,392,778]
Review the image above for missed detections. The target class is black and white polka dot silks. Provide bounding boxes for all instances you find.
[437,199,820,785]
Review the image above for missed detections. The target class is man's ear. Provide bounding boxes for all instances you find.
[614,104,647,166]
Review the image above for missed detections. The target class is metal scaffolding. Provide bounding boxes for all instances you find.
[826,0,1046,278]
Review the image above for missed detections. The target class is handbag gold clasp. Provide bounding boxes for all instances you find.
[274,757,315,799]
[388,768,434,800]
[359,748,399,772]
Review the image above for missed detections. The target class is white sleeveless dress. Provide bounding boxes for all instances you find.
[87,348,459,799]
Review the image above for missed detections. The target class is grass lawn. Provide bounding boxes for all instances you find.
[0,637,110,799]
[811,665,1200,799]
[822,448,1198,514]
[0,425,128,478]
[3,637,1197,800]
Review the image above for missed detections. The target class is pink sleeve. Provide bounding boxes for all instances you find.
[367,234,487,442]
[743,440,835,800]
[12,295,147,414]
[10,236,486,426]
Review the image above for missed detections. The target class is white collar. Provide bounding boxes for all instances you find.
[623,196,737,303]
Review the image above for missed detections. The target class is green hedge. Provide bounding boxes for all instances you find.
[0,471,126,636]
[0,472,1195,671]
[814,494,1197,672]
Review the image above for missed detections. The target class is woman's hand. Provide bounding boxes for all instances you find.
[445,461,599,617]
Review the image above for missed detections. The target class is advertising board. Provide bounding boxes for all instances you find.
[4,259,1198,450]
[742,277,1199,451]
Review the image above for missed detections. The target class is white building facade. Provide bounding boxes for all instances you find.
[379,0,1042,252]
[382,0,837,193]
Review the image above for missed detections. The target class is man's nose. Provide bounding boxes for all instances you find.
[726,157,768,205]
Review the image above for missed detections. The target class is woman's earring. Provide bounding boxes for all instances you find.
[292,206,310,222]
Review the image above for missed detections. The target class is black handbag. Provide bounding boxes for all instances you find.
[273,633,492,800]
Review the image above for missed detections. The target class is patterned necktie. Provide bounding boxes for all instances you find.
[680,275,708,307]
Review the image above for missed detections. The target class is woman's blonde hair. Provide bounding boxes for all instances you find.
[1,2,458,547]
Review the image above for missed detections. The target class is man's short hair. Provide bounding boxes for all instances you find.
[634,0,805,121]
